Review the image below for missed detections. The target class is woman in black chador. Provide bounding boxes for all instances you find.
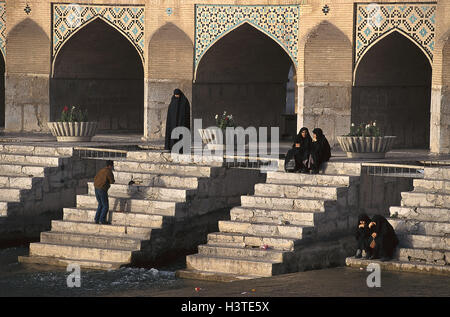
[367,215,399,261]
[355,213,371,259]
[164,89,191,152]
[308,128,331,174]
[292,127,312,173]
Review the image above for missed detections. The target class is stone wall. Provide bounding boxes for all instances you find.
[0,0,448,153]
[0,154,98,246]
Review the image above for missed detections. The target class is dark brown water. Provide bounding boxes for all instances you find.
[1,246,449,297]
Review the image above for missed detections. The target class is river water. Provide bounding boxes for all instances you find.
[0,246,185,297]
[1,246,450,297]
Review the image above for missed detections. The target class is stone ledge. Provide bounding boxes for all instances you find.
[345,257,450,276]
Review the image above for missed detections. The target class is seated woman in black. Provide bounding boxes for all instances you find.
[292,127,312,173]
[307,128,331,174]
[367,215,399,261]
[355,213,371,259]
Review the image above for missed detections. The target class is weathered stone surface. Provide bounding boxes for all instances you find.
[186,253,283,277]
[390,206,450,222]
[389,218,450,236]
[401,192,450,208]
[254,183,345,200]
[218,220,313,239]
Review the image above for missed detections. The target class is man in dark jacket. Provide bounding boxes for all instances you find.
[94,160,115,225]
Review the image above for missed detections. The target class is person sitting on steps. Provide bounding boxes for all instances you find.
[307,128,331,174]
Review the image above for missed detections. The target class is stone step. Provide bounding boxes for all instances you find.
[50,220,153,239]
[218,220,314,240]
[0,163,47,177]
[0,153,66,167]
[18,255,125,270]
[398,248,449,266]
[230,206,321,226]
[63,208,165,228]
[0,202,7,216]
[266,171,355,186]
[207,232,299,251]
[114,171,199,190]
[0,145,73,157]
[254,183,346,200]
[401,192,450,208]
[240,195,336,212]
[0,175,35,189]
[389,219,450,237]
[198,244,286,262]
[29,242,134,263]
[40,231,143,251]
[413,179,450,194]
[186,253,285,277]
[87,183,192,202]
[0,188,32,202]
[126,151,223,166]
[114,160,212,177]
[398,234,450,251]
[76,195,180,217]
[176,269,259,282]
[390,206,450,222]
[424,167,450,180]
[346,257,450,276]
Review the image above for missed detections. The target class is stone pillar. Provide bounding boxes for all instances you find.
[5,73,50,132]
[430,85,450,154]
[143,79,192,141]
[297,82,351,147]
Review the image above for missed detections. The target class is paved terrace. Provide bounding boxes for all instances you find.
[0,132,449,165]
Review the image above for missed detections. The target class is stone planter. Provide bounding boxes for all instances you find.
[337,136,397,159]
[198,128,224,150]
[47,122,98,142]
[198,128,248,150]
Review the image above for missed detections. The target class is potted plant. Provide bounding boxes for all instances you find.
[337,121,396,159]
[48,106,98,142]
[198,112,236,150]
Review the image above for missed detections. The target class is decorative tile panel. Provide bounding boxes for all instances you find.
[355,3,436,67]
[0,1,5,59]
[53,3,145,61]
[195,5,300,72]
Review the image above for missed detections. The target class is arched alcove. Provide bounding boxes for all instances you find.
[352,31,432,149]
[193,23,294,131]
[51,18,144,132]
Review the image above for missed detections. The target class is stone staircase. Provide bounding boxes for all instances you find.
[0,145,93,245]
[19,151,263,270]
[346,166,450,275]
[177,162,362,281]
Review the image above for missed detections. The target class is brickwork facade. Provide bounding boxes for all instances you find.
[0,0,448,153]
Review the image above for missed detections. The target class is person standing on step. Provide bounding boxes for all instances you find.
[164,88,191,153]
[94,160,115,225]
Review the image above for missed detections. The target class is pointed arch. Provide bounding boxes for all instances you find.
[52,15,144,77]
[354,28,432,84]
[7,18,49,74]
[195,21,297,81]
[148,22,193,81]
[50,17,144,132]
[352,30,432,149]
